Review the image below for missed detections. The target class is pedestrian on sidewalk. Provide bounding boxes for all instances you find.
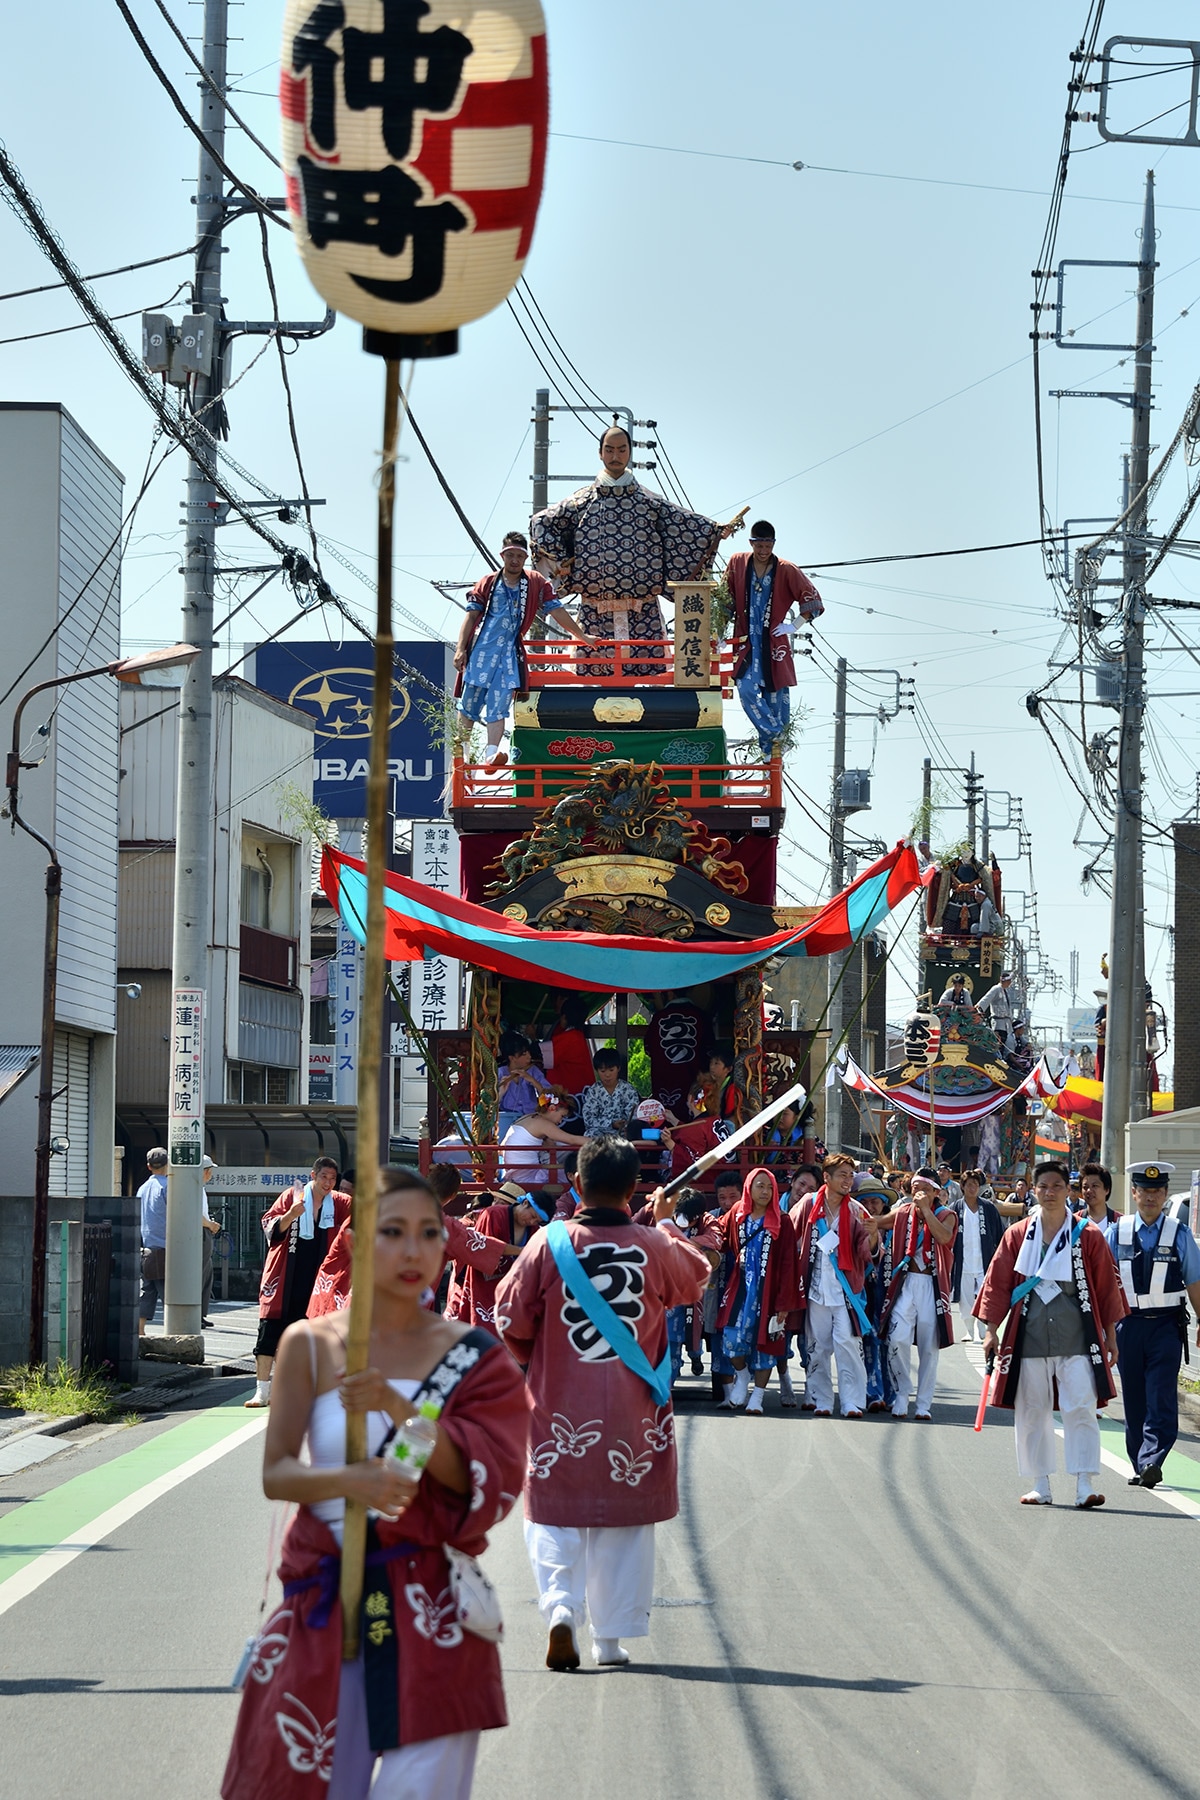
[222,1167,527,1800]
[137,1147,169,1338]
[246,1158,352,1409]
[201,1155,221,1327]
[976,1161,1126,1508]
[1105,1159,1200,1489]
[495,1134,710,1671]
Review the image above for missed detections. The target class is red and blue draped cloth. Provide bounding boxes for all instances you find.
[839,1052,1066,1127]
[320,841,923,993]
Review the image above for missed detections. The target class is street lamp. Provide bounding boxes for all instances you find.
[6,642,199,1365]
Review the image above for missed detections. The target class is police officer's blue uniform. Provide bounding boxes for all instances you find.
[1105,1161,1200,1487]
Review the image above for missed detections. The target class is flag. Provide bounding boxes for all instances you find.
[840,1052,1066,1127]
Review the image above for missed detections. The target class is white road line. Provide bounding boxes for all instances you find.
[0,1414,267,1620]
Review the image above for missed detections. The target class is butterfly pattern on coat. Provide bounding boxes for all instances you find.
[469,1456,489,1512]
[641,1406,674,1454]
[528,1411,603,1480]
[405,1581,464,1648]
[607,1439,654,1487]
[248,1608,293,1684]
[275,1693,336,1778]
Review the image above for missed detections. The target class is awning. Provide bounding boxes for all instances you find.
[0,1045,39,1105]
[1046,1073,1175,1126]
[321,840,924,993]
[840,1052,1065,1127]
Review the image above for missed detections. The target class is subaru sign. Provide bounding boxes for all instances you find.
[252,640,452,819]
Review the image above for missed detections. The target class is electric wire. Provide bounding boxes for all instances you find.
[145,0,284,169]
[0,246,194,304]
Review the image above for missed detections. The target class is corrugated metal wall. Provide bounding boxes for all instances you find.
[119,689,179,842]
[118,847,174,967]
[115,972,171,1106]
[49,1030,91,1198]
[238,981,304,1067]
[54,414,123,1036]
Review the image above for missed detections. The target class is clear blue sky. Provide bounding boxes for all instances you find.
[2,0,1197,1069]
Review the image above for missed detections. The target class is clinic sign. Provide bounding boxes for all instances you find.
[253,640,453,817]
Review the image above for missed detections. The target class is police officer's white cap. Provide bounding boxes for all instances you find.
[1128,1160,1175,1188]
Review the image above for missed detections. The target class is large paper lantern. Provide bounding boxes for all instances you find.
[281,0,548,355]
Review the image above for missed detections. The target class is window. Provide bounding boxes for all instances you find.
[310,996,335,1045]
[227,1061,295,1104]
[241,864,268,929]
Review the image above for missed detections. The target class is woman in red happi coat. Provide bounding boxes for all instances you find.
[713,1167,800,1415]
[222,1168,527,1800]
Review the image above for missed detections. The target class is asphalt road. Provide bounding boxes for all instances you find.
[2,1341,1199,1800]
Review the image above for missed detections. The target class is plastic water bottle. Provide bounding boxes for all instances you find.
[388,1399,442,1479]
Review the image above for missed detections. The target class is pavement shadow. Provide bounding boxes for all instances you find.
[0,1678,235,1695]
[631,1664,919,1693]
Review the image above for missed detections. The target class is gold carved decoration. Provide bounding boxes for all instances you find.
[593,695,644,724]
[984,1062,1010,1084]
[502,903,528,922]
[705,902,731,926]
[771,905,819,929]
[552,855,673,901]
[940,1043,969,1067]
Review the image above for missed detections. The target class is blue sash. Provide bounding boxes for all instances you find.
[816,1216,874,1336]
[546,1220,673,1407]
[1011,1217,1085,1304]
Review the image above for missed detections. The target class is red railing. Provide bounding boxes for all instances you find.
[421,1140,812,1201]
[452,756,782,813]
[524,637,732,690]
[239,923,298,989]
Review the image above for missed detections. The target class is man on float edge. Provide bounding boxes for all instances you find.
[1105,1160,1200,1489]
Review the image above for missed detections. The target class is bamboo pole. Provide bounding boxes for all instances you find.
[340,358,401,1661]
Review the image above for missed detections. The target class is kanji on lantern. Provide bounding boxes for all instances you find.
[281,0,549,346]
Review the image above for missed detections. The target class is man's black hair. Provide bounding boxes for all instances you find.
[577,1134,641,1201]
[710,1042,734,1070]
[311,1156,338,1176]
[714,1169,742,1196]
[672,1186,709,1224]
[1079,1161,1112,1195]
[749,519,775,539]
[598,423,632,453]
[499,1028,533,1060]
[502,529,528,548]
[1032,1160,1071,1185]
[563,1149,579,1179]
[593,1047,623,1072]
[428,1163,461,1202]
[791,1163,822,1185]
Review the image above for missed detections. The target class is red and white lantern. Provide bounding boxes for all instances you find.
[281,0,548,354]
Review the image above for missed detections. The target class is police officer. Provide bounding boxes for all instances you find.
[1105,1161,1200,1488]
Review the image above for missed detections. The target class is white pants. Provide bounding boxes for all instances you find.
[524,1519,655,1640]
[887,1273,940,1416]
[959,1268,985,1340]
[805,1300,867,1413]
[328,1655,479,1800]
[1013,1354,1100,1479]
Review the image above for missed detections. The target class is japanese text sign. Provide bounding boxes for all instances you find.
[281,0,549,337]
[169,988,204,1167]
[668,580,714,689]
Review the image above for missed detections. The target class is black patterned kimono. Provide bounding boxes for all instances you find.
[531,475,722,678]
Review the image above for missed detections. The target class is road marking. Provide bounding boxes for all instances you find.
[0,1394,266,1619]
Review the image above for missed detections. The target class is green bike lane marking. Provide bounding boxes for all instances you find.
[1096,1413,1200,1516]
[0,1391,267,1617]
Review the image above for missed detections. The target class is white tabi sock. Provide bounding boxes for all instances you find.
[592,1637,629,1666]
[1021,1477,1052,1504]
[254,1378,270,1405]
[729,1368,751,1408]
[1075,1474,1099,1505]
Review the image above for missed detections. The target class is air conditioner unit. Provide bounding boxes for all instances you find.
[839,769,871,811]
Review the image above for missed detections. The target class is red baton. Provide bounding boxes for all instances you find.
[973,1353,996,1433]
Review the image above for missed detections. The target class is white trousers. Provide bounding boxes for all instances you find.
[1013,1353,1100,1479]
[887,1274,940,1415]
[959,1268,985,1340]
[524,1519,655,1640]
[805,1300,867,1413]
[328,1655,479,1800]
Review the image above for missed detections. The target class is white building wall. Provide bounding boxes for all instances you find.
[0,405,122,1199]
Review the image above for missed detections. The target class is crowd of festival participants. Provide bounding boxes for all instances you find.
[220,1021,1200,1800]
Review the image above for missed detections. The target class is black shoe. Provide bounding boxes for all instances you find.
[1139,1463,1164,1489]
[690,1357,704,1376]
[201,1317,214,1327]
[1128,1473,1143,1486]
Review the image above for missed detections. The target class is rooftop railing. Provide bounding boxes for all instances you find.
[524,636,732,690]
[452,755,782,813]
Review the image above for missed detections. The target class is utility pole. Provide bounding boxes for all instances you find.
[967,751,978,850]
[981,787,991,864]
[825,657,848,1152]
[1100,170,1155,1196]
[164,0,226,1338]
[532,387,549,513]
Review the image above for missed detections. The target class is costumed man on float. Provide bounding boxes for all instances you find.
[454,530,591,765]
[530,424,741,677]
[1105,1160,1200,1490]
[725,519,824,758]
